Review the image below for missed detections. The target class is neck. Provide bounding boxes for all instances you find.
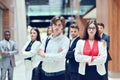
[52,33,61,38]
[5,39,9,41]
[89,39,94,41]
[89,37,94,41]
[31,40,35,42]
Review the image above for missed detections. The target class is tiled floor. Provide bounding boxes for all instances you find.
[1,56,120,80]
[13,60,120,80]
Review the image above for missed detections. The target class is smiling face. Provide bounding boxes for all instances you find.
[52,20,64,37]
[30,29,38,41]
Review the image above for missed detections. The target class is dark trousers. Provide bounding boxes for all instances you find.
[41,71,65,80]
[65,71,79,80]
[103,61,109,80]
[32,67,41,80]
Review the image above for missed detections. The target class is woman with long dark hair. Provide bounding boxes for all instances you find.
[75,20,107,80]
[22,28,41,80]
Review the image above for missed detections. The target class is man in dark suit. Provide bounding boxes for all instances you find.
[0,30,18,80]
[65,24,80,80]
[97,23,112,80]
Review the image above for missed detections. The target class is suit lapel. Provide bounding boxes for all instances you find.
[70,37,80,49]
[102,33,105,40]
[5,40,12,51]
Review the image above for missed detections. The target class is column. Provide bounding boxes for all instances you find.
[96,0,120,78]
[14,0,27,52]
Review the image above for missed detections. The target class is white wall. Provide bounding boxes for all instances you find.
[14,0,27,51]
[0,9,3,40]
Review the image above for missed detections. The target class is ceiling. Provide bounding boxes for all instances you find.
[25,0,96,27]
[25,0,96,16]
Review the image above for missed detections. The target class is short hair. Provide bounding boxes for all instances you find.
[97,22,105,28]
[50,16,66,28]
[4,30,10,35]
[70,24,79,30]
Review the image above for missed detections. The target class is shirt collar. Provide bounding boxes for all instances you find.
[51,33,63,40]
[71,36,79,41]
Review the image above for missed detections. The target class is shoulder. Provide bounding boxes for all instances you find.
[10,40,17,45]
[10,40,15,43]
[32,41,41,46]
[0,40,6,46]
[103,33,110,39]
[0,40,5,43]
[62,35,69,41]
[76,36,81,41]
[77,40,85,45]
[35,41,41,44]
[98,40,107,47]
[34,41,41,46]
[0,40,3,44]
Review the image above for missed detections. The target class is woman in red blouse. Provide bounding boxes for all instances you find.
[75,20,107,80]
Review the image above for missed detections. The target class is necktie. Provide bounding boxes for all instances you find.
[44,37,50,52]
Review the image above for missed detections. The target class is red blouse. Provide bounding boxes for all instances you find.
[83,40,98,62]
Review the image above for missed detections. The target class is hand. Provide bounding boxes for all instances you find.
[38,49,45,57]
[93,56,97,59]
[2,51,9,56]
[91,56,97,62]
[57,48,63,53]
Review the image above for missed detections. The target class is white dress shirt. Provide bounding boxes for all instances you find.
[40,34,69,73]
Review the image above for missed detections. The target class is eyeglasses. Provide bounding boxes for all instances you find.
[88,27,96,30]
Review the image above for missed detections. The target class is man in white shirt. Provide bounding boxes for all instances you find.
[39,16,69,80]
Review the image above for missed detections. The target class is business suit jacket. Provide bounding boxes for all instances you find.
[75,40,107,75]
[102,33,112,61]
[22,40,41,68]
[0,39,18,68]
[0,47,2,68]
[66,36,80,73]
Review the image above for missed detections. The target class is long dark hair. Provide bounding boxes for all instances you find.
[83,20,101,41]
[30,28,41,42]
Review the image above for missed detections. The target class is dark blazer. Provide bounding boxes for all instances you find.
[66,37,80,73]
[102,33,112,61]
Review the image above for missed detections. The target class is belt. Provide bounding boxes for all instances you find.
[41,69,65,76]
[24,57,32,61]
